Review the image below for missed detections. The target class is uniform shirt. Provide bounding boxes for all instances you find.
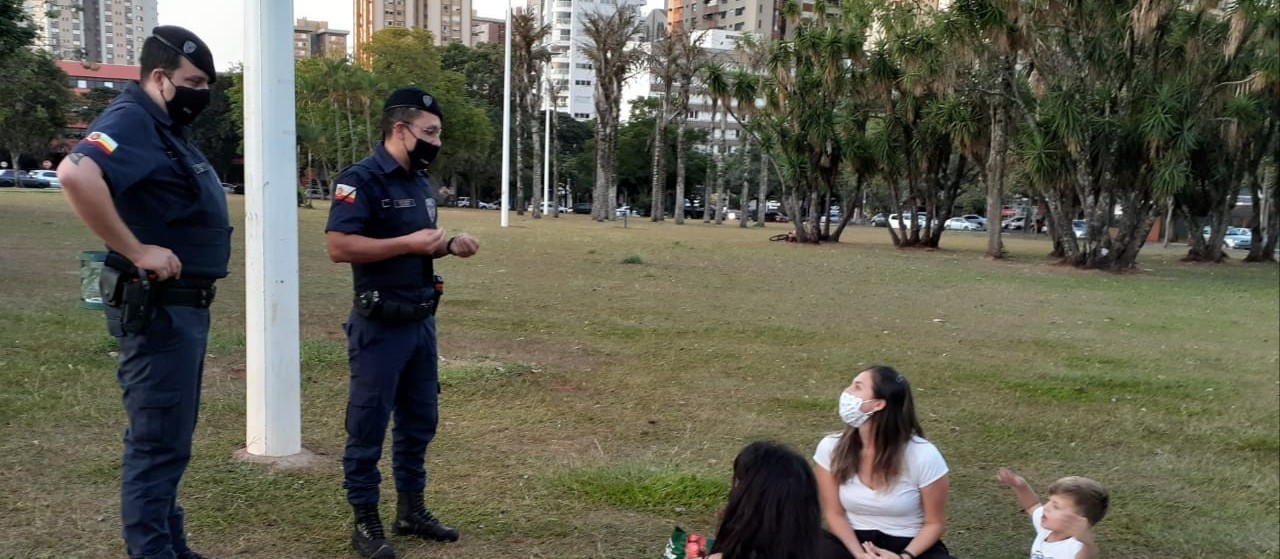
[813,434,949,538]
[1029,505,1083,559]
[325,143,439,302]
[71,82,232,279]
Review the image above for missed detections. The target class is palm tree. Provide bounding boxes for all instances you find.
[511,10,551,216]
[647,33,681,222]
[704,61,732,225]
[581,6,645,221]
[669,24,705,224]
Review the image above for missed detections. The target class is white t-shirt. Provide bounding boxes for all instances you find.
[813,434,948,538]
[1029,505,1083,559]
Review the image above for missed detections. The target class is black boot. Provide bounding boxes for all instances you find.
[392,492,459,542]
[351,503,396,559]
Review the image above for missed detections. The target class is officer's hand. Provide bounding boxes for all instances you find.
[448,234,479,258]
[132,245,181,281]
[405,228,448,255]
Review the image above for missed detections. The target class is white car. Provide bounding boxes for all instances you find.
[1072,220,1087,239]
[28,170,60,188]
[888,213,929,230]
[1204,226,1252,250]
[615,205,639,217]
[944,217,981,231]
[477,200,498,210]
[961,214,987,229]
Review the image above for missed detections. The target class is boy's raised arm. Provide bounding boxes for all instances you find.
[998,468,1041,516]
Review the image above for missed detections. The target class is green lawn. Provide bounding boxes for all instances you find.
[1,191,1276,559]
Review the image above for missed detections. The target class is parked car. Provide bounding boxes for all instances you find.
[870,213,888,227]
[615,205,640,217]
[0,170,50,188]
[961,214,986,229]
[1072,219,1087,239]
[1002,216,1028,230]
[477,200,498,209]
[1204,226,1253,250]
[28,170,61,188]
[888,213,929,230]
[528,201,572,214]
[944,217,982,231]
[456,196,471,207]
[573,202,593,214]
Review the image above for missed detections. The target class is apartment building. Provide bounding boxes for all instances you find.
[354,0,474,63]
[294,17,350,60]
[23,0,157,64]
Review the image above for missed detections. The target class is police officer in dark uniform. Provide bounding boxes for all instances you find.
[326,87,478,559]
[58,26,227,559]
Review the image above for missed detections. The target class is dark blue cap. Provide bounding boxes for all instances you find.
[383,87,444,121]
[150,25,217,83]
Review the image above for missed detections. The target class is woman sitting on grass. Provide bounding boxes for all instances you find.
[705,441,853,559]
[814,366,956,559]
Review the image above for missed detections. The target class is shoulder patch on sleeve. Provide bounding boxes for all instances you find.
[334,183,358,203]
[81,131,119,155]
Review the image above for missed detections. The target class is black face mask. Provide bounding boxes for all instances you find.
[164,76,211,128]
[405,134,440,171]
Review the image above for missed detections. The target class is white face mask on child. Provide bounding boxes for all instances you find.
[838,392,874,428]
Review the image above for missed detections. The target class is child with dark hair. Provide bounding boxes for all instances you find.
[706,441,853,559]
[998,468,1109,559]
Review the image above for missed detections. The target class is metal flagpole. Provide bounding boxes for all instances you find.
[500,3,514,227]
[242,0,302,458]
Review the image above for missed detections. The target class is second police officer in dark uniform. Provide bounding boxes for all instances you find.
[326,88,479,559]
[57,26,227,559]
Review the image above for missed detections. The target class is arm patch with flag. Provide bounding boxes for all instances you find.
[334,183,358,204]
[81,131,119,155]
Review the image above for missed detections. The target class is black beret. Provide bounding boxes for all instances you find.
[151,25,217,84]
[383,87,444,121]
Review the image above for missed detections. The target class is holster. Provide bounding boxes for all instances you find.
[101,252,154,334]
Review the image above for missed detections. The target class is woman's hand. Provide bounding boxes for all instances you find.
[860,541,902,559]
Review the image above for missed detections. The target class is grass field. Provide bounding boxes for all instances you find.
[0,191,1277,559]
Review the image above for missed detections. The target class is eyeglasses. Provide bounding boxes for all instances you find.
[400,123,443,140]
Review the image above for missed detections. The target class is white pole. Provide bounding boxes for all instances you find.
[243,0,301,457]
[542,80,551,215]
[500,4,513,227]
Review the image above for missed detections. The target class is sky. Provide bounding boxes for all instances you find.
[156,0,665,71]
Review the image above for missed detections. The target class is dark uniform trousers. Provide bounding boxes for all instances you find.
[342,311,440,505]
[108,304,210,559]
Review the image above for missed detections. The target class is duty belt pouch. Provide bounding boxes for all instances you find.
[100,265,126,307]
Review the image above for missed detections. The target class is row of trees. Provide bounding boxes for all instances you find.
[515,0,1277,270]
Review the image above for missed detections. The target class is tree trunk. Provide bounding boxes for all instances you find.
[985,100,1008,259]
[675,116,687,225]
[346,98,358,164]
[651,92,669,222]
[532,108,544,219]
[594,124,609,221]
[756,152,769,228]
[516,109,527,216]
[738,138,751,228]
[1245,156,1278,262]
[702,156,713,223]
[713,102,728,225]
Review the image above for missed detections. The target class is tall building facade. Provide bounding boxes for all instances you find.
[23,0,157,64]
[354,0,474,63]
[471,15,505,45]
[536,0,647,121]
[294,17,350,60]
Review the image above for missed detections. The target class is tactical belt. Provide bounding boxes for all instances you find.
[354,290,437,323]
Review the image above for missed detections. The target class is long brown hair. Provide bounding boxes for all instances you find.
[829,366,924,488]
